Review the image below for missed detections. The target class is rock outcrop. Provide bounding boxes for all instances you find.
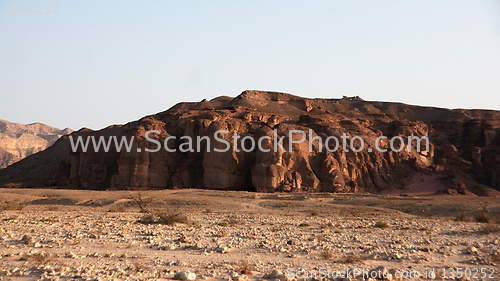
[0,120,72,169]
[0,91,499,194]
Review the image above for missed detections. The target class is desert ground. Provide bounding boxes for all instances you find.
[0,188,499,281]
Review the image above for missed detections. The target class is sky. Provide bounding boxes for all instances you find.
[1,0,499,130]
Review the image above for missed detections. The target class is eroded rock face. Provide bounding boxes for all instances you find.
[1,91,499,193]
[0,120,72,169]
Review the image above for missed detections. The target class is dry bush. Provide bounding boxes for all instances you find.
[298,222,310,227]
[4,182,22,188]
[492,253,500,262]
[128,192,152,213]
[108,205,127,213]
[0,200,27,211]
[455,206,469,221]
[309,209,320,216]
[204,208,213,213]
[419,226,431,232]
[375,221,390,229]
[338,207,351,217]
[237,260,253,275]
[133,262,150,272]
[46,205,60,211]
[475,212,491,223]
[320,249,333,260]
[20,252,54,265]
[478,224,500,234]
[228,216,245,225]
[341,254,368,264]
[317,234,326,242]
[157,211,188,225]
[137,210,188,225]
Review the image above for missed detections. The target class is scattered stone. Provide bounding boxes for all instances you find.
[174,271,197,280]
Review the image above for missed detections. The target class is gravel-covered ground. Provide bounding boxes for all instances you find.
[0,189,499,280]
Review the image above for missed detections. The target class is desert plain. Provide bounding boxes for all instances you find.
[0,187,499,281]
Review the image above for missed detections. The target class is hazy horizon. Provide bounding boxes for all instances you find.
[1,0,499,130]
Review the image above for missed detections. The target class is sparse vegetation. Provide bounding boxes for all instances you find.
[0,200,27,211]
[237,260,253,275]
[478,223,500,234]
[46,205,60,211]
[492,253,500,262]
[475,212,491,223]
[320,249,333,260]
[128,191,152,213]
[309,209,320,216]
[108,205,127,213]
[137,210,188,225]
[21,252,54,265]
[228,216,245,225]
[375,221,390,229]
[455,206,469,221]
[217,222,228,227]
[298,222,310,227]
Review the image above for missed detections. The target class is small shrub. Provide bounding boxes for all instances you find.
[298,222,310,227]
[492,253,500,262]
[237,260,253,275]
[309,209,320,216]
[455,206,469,221]
[334,229,342,234]
[108,205,127,213]
[478,224,500,234]
[137,211,188,225]
[204,208,213,214]
[375,221,389,229]
[419,226,431,232]
[228,217,245,225]
[4,182,22,188]
[21,252,54,265]
[46,205,60,211]
[192,221,199,226]
[217,222,228,227]
[475,212,491,223]
[320,249,333,260]
[128,192,152,213]
[39,218,54,223]
[133,262,149,272]
[0,200,27,211]
[157,212,188,225]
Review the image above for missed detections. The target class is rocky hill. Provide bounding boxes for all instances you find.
[0,91,498,194]
[0,120,72,169]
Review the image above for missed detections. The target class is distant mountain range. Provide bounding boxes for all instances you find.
[0,119,72,169]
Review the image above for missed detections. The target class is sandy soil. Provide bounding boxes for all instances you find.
[0,188,499,281]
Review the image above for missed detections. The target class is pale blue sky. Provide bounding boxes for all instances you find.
[1,0,499,130]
